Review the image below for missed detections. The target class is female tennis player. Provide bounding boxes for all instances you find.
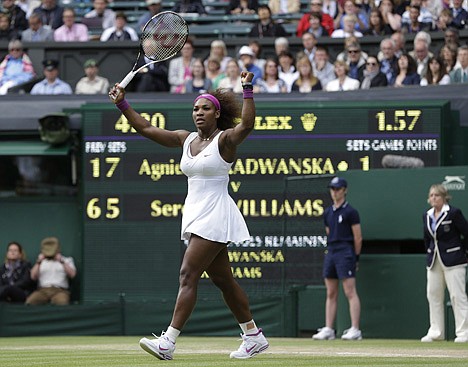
[108,71,269,360]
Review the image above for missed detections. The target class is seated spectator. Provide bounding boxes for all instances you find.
[359,55,388,89]
[336,36,368,62]
[249,4,287,38]
[75,59,110,94]
[248,40,266,75]
[363,8,393,36]
[218,59,242,93]
[21,13,53,42]
[420,56,450,86]
[268,0,300,16]
[135,57,170,92]
[274,36,289,57]
[300,32,318,64]
[0,12,18,41]
[394,53,421,87]
[401,5,432,34]
[168,38,196,93]
[409,35,433,78]
[291,55,322,92]
[379,37,399,85]
[205,57,224,90]
[1,0,28,35]
[138,0,162,32]
[334,0,369,33]
[307,11,329,38]
[378,0,402,32]
[30,59,73,95]
[278,50,299,92]
[32,0,64,30]
[254,58,288,93]
[84,0,116,30]
[449,0,468,30]
[434,8,455,32]
[100,12,139,41]
[0,40,35,95]
[183,58,212,94]
[345,42,366,80]
[312,45,335,87]
[297,0,334,37]
[439,43,458,73]
[237,45,262,85]
[449,45,468,84]
[391,30,406,59]
[444,27,460,48]
[25,237,76,305]
[173,0,206,14]
[331,14,363,38]
[0,241,34,303]
[401,0,433,26]
[227,0,258,15]
[325,60,360,91]
[204,40,232,73]
[54,8,89,42]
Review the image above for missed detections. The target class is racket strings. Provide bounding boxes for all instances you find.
[141,13,188,61]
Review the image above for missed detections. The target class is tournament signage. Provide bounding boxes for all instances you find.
[81,100,448,300]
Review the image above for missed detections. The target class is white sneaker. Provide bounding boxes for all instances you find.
[229,328,269,359]
[421,334,435,342]
[312,327,336,340]
[454,336,468,343]
[421,334,444,342]
[341,327,362,340]
[139,332,176,360]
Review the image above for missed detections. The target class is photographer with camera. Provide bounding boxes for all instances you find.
[25,237,76,305]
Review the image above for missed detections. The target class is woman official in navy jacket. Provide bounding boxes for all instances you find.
[421,184,468,343]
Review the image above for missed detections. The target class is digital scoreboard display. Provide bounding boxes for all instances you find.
[81,100,448,301]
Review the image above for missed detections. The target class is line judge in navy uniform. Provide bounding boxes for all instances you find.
[421,184,468,343]
[312,177,363,341]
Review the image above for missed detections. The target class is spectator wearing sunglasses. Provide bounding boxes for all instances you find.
[359,56,388,89]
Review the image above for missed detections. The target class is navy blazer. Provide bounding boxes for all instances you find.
[402,72,421,86]
[423,205,468,269]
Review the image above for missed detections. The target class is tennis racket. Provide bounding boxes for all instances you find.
[115,11,189,94]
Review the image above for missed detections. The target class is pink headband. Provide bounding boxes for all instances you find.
[194,94,221,111]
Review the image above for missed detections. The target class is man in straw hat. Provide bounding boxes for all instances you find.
[26,237,76,305]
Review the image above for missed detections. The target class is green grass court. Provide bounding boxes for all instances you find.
[0,336,467,367]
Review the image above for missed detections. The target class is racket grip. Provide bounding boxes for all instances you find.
[119,71,136,89]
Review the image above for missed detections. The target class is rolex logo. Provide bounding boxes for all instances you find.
[301,113,318,131]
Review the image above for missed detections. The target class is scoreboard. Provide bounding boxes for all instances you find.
[81,100,449,301]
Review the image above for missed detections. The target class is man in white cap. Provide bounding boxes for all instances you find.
[237,45,262,85]
[138,0,162,31]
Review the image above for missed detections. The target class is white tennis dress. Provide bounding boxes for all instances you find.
[180,131,250,243]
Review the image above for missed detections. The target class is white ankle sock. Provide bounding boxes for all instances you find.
[239,320,258,335]
[165,326,180,342]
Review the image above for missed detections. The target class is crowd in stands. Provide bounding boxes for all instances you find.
[0,0,468,94]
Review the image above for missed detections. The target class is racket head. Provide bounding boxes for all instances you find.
[140,11,189,62]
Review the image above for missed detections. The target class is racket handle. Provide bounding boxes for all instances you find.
[112,71,136,100]
[119,71,136,89]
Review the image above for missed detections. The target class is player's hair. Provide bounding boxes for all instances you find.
[211,89,241,130]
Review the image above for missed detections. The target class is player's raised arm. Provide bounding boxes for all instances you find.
[223,71,255,147]
[109,84,188,147]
